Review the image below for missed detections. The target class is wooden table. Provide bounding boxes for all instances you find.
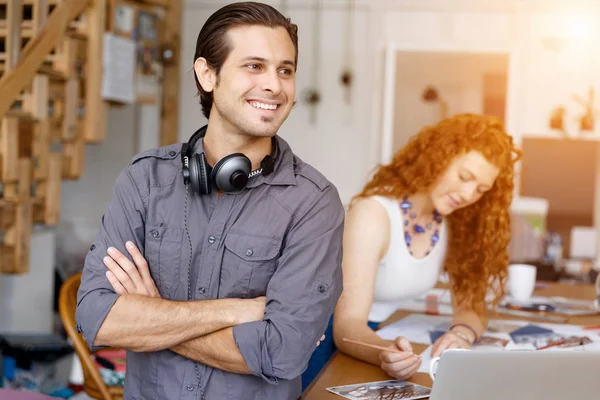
[302,282,600,399]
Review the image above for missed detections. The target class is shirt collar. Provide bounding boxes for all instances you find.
[247,135,296,188]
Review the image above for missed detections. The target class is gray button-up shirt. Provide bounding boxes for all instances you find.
[75,135,344,400]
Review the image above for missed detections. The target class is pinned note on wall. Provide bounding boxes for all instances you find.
[570,226,597,259]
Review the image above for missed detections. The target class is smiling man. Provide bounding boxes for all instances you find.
[75,3,344,400]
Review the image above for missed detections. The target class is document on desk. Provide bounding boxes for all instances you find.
[376,314,453,343]
[377,312,600,345]
[376,315,600,373]
[327,379,431,399]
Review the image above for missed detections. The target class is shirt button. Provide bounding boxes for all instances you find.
[89,244,96,251]
[198,287,206,294]
[208,235,216,244]
[169,151,177,157]
[246,248,253,256]
[318,284,326,294]
[151,229,160,238]
[186,385,194,391]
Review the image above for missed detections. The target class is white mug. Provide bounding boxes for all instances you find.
[508,264,537,302]
[428,348,470,381]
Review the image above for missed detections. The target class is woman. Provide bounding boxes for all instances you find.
[302,114,520,388]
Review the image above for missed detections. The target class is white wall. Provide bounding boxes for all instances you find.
[179,0,376,205]
[392,51,508,151]
[56,105,141,275]
[521,11,600,138]
[0,228,56,334]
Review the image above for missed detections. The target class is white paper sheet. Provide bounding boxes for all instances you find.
[102,33,136,103]
[376,314,453,343]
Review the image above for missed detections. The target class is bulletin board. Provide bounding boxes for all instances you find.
[108,0,162,104]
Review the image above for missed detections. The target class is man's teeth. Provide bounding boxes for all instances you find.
[250,101,277,110]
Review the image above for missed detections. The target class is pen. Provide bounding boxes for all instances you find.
[583,324,600,330]
[538,340,566,350]
[342,338,419,356]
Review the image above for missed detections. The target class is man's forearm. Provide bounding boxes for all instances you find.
[94,294,245,352]
[171,327,252,375]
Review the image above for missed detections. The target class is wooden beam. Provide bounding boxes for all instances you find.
[2,200,33,273]
[4,158,32,200]
[0,199,15,230]
[159,0,181,146]
[136,0,170,8]
[62,77,78,140]
[2,159,33,273]
[22,74,49,119]
[0,116,19,181]
[33,151,60,224]
[0,0,92,120]
[62,115,85,179]
[6,0,23,71]
[32,0,49,32]
[32,118,49,180]
[53,36,80,77]
[83,0,107,143]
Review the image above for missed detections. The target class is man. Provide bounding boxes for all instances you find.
[75,2,344,399]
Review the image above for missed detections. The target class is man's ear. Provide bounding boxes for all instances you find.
[194,57,217,92]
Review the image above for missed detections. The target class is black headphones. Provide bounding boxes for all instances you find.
[181,125,277,195]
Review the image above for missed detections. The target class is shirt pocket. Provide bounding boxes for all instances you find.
[145,225,183,298]
[220,233,281,299]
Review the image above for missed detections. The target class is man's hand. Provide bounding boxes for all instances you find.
[379,336,421,380]
[317,334,325,347]
[431,330,472,358]
[104,241,160,297]
[104,241,267,326]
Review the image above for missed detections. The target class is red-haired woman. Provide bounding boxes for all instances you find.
[303,114,521,388]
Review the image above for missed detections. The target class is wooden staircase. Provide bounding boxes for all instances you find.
[0,0,180,274]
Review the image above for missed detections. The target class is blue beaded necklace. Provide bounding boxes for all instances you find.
[400,197,442,256]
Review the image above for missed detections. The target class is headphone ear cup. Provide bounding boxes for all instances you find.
[211,154,251,192]
[198,153,211,195]
[189,153,211,195]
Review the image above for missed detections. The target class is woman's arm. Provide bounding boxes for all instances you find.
[431,276,487,357]
[333,198,393,365]
[449,274,487,340]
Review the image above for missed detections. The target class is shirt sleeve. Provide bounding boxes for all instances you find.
[232,184,344,383]
[75,162,148,350]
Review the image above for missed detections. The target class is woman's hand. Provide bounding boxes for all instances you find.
[379,336,422,380]
[431,329,473,357]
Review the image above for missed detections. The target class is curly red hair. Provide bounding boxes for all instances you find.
[353,114,521,315]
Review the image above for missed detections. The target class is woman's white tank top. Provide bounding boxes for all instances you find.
[367,195,448,322]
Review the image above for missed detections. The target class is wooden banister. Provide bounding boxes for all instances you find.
[0,0,91,120]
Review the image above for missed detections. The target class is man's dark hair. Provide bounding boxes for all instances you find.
[193,2,299,119]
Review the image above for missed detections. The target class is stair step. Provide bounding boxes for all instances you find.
[5,109,35,120]
[0,62,66,80]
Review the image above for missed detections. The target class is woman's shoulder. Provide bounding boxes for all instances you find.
[346,196,397,230]
[349,195,393,214]
[354,194,398,209]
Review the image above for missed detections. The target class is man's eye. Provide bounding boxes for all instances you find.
[247,64,260,70]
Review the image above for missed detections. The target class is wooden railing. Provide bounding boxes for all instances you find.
[0,0,180,274]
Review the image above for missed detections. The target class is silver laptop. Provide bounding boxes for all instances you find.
[429,349,600,399]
